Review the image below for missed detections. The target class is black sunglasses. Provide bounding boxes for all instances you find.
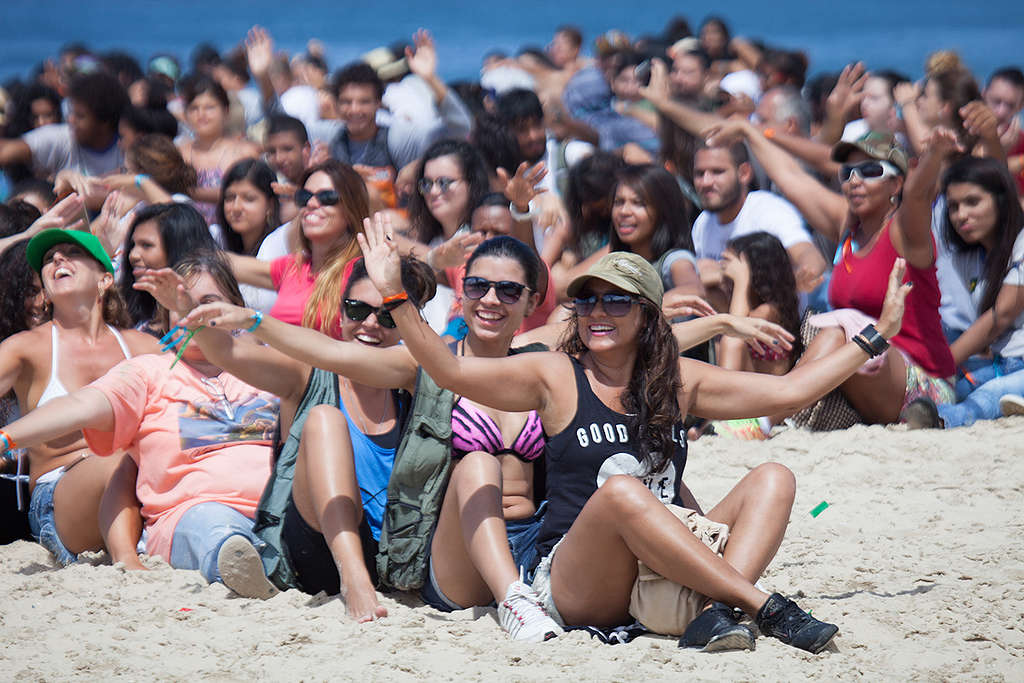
[837,160,900,183]
[343,298,404,329]
[462,276,529,304]
[572,292,638,317]
[294,188,341,208]
[417,177,462,195]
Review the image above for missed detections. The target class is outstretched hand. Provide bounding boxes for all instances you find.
[133,268,193,315]
[661,291,716,320]
[405,29,438,80]
[357,213,405,297]
[180,301,257,331]
[496,161,548,212]
[429,231,484,270]
[876,258,913,339]
[722,315,796,356]
[826,62,868,122]
[923,126,965,158]
[245,26,274,77]
[27,193,87,238]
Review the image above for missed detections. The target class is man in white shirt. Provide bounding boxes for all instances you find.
[0,71,127,182]
[691,142,826,310]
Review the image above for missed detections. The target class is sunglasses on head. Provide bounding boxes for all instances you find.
[294,188,341,208]
[572,292,638,317]
[417,177,462,195]
[462,276,529,304]
[838,160,901,184]
[343,298,404,329]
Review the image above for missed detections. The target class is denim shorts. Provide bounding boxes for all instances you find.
[28,469,78,566]
[421,501,546,612]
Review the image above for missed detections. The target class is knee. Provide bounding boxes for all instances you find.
[751,462,796,504]
[306,404,350,433]
[594,474,654,516]
[811,326,846,352]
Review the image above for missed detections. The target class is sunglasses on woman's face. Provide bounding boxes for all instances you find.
[343,298,404,329]
[294,188,341,208]
[838,160,900,184]
[572,292,638,317]
[462,276,529,304]
[417,177,462,195]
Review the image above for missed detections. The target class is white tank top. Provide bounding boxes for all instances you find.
[37,324,132,407]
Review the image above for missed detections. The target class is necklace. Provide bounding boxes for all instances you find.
[341,377,390,435]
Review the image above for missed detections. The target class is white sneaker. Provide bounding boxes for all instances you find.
[498,579,561,642]
[217,535,279,600]
[999,394,1024,417]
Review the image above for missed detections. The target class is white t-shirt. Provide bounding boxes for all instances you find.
[239,222,291,314]
[23,123,123,179]
[691,190,812,260]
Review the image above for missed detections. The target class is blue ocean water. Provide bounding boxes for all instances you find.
[1,1,1021,86]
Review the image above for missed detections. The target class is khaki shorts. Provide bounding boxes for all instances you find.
[628,505,730,635]
[531,504,729,634]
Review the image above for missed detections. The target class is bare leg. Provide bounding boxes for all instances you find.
[704,463,796,580]
[98,456,146,570]
[549,475,769,627]
[291,405,386,622]
[53,453,131,555]
[431,451,519,607]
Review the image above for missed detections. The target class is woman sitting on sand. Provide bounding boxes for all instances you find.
[0,254,282,597]
[0,221,160,565]
[351,213,914,653]
[702,118,959,425]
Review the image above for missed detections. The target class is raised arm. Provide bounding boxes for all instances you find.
[181,301,418,392]
[1,387,114,451]
[703,118,848,243]
[358,213,556,413]
[225,251,275,289]
[894,127,962,268]
[682,259,911,419]
[639,59,721,137]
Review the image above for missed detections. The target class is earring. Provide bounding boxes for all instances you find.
[889,195,898,206]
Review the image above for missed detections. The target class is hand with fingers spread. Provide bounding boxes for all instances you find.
[923,126,965,158]
[132,267,194,316]
[357,213,405,298]
[54,170,108,204]
[661,291,717,320]
[497,162,548,214]
[427,231,485,270]
[722,316,795,355]
[876,258,914,339]
[405,29,438,81]
[245,26,274,78]
[90,190,137,255]
[959,101,1000,146]
[826,62,868,123]
[26,193,87,238]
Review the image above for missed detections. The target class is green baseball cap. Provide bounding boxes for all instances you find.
[26,229,115,274]
[831,131,909,174]
[567,251,664,307]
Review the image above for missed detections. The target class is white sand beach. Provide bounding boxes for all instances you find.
[2,418,1022,681]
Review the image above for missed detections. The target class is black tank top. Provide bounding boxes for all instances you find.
[535,355,687,561]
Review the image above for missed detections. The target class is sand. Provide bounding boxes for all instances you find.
[2,418,1022,681]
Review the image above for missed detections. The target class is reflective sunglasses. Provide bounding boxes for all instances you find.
[572,292,638,317]
[417,177,462,195]
[294,188,341,208]
[462,276,529,304]
[838,160,901,184]
[343,298,404,328]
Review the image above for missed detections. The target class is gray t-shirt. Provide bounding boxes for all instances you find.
[22,123,123,179]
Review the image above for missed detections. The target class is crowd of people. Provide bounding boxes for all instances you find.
[0,14,1021,653]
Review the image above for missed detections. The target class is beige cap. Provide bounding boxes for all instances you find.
[567,251,664,307]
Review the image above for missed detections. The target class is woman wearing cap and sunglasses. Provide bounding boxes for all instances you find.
[355,213,914,653]
[180,234,562,641]
[703,118,958,424]
[0,224,160,566]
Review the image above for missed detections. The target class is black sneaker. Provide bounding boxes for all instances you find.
[755,593,838,654]
[904,397,942,429]
[679,602,755,652]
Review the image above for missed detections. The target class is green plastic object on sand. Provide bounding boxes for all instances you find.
[810,501,830,517]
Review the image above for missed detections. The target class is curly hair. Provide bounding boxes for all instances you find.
[560,297,682,474]
[0,240,47,341]
[726,231,804,362]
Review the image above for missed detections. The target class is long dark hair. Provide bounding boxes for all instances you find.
[941,157,1024,316]
[560,294,682,474]
[0,240,46,341]
[119,202,218,325]
[465,236,541,293]
[564,151,624,259]
[407,139,490,244]
[608,164,696,259]
[216,159,281,255]
[726,232,804,362]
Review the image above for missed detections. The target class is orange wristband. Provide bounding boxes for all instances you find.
[382,291,409,305]
[0,429,16,453]
[763,127,776,139]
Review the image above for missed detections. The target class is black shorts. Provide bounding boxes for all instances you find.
[281,495,379,595]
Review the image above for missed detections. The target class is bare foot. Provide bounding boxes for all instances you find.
[341,581,387,623]
[114,554,149,571]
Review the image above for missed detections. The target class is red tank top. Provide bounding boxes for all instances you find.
[828,223,954,377]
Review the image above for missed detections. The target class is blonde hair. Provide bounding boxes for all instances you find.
[295,160,370,336]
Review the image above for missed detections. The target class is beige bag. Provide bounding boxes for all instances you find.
[628,504,730,635]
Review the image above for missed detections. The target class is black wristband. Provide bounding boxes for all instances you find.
[858,324,890,355]
[852,335,875,357]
